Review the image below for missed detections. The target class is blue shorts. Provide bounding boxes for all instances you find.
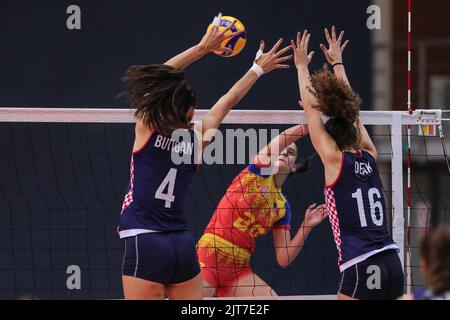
[122,231,201,285]
[338,249,404,300]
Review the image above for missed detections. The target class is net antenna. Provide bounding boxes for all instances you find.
[406,0,413,295]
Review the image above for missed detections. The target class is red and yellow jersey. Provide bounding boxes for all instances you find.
[198,163,292,262]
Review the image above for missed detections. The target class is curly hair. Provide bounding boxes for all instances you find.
[119,64,196,137]
[308,65,362,150]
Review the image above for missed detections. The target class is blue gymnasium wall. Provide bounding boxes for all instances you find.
[0,0,372,298]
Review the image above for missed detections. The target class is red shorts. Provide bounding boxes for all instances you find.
[197,233,253,297]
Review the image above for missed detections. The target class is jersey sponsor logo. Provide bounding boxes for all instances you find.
[154,134,193,156]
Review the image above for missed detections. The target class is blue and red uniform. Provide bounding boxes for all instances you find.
[325,150,403,299]
[118,129,200,284]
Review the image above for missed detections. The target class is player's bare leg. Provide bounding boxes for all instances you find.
[122,275,165,300]
[224,272,277,297]
[165,272,204,300]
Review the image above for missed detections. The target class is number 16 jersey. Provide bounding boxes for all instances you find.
[325,150,398,272]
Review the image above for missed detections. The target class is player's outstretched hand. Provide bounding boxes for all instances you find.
[303,203,328,228]
[198,13,243,55]
[254,38,293,74]
[320,26,349,65]
[291,30,315,69]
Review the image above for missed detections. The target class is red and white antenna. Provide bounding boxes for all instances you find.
[406,0,413,295]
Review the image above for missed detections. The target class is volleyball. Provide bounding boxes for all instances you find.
[207,15,247,57]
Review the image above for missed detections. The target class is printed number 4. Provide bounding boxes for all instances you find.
[155,168,177,208]
[351,187,384,227]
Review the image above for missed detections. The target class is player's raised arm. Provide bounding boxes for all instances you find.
[165,13,243,69]
[273,203,327,267]
[253,124,308,167]
[195,39,293,143]
[320,26,350,86]
[320,26,377,159]
[292,31,340,165]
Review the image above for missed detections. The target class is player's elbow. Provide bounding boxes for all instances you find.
[277,260,290,269]
[275,253,290,268]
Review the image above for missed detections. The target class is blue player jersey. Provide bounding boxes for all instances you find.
[118,129,197,238]
[324,150,398,271]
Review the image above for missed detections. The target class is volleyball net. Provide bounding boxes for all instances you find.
[0,108,449,299]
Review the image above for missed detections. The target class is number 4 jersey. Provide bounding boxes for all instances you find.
[325,150,398,272]
[118,130,197,238]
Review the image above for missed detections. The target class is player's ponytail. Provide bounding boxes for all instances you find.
[291,152,317,175]
[308,65,362,150]
[119,64,196,136]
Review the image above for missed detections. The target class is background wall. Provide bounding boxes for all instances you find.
[0,0,373,299]
[0,0,372,109]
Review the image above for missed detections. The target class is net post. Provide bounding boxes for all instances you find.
[391,112,405,279]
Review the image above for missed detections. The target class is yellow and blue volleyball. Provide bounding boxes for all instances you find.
[207,16,247,57]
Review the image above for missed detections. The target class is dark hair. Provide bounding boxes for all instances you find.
[282,142,316,175]
[309,65,362,150]
[291,152,316,175]
[421,225,450,295]
[119,64,196,136]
